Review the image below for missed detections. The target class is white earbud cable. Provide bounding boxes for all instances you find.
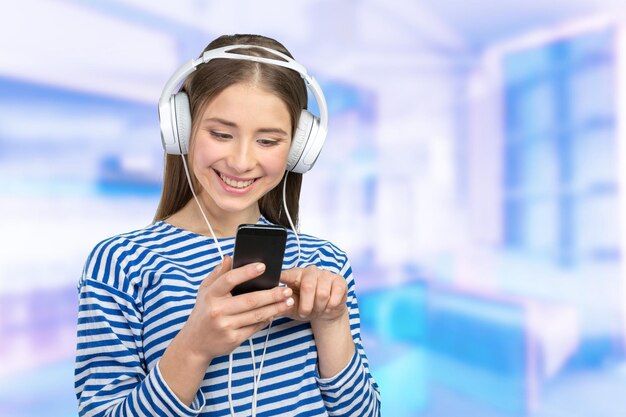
[227,351,236,416]
[179,155,302,417]
[249,323,273,416]
[180,154,225,259]
[282,171,301,266]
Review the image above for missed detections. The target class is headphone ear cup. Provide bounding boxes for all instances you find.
[287,110,314,172]
[172,92,192,154]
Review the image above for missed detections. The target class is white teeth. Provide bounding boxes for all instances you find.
[220,173,254,189]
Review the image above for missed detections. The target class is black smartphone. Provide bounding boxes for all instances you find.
[231,224,287,296]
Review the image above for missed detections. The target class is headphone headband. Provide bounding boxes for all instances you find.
[158,44,328,173]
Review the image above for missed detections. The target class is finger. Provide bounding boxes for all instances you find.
[224,285,293,315]
[211,262,266,296]
[277,293,299,319]
[200,256,232,289]
[234,296,295,328]
[279,268,302,288]
[298,271,318,318]
[328,277,347,309]
[313,274,333,313]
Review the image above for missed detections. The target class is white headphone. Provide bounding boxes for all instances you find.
[158,44,329,174]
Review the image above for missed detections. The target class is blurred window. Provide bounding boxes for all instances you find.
[503,28,618,265]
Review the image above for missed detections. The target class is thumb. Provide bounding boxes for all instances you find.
[201,256,232,287]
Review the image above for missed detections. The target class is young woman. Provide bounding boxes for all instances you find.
[75,34,380,416]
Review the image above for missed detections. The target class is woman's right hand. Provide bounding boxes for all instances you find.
[179,255,294,365]
[160,256,293,406]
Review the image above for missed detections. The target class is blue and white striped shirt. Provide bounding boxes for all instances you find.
[75,217,380,416]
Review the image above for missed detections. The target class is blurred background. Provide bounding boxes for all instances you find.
[2,0,626,416]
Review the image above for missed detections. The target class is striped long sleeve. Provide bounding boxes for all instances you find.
[76,278,205,416]
[315,261,381,416]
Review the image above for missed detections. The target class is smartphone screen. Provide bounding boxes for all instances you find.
[231,224,287,296]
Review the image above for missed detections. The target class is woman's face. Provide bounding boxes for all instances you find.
[190,82,292,218]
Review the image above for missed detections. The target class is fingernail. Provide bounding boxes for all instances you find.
[256,263,266,272]
[286,297,294,306]
[283,288,292,297]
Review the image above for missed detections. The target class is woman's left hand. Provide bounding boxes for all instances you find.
[279,265,348,324]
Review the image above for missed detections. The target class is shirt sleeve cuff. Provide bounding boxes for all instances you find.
[315,349,361,393]
[149,360,205,416]
[316,350,381,415]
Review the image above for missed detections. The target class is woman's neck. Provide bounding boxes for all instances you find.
[165,199,261,238]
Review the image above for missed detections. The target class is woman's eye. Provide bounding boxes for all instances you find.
[210,131,232,140]
[257,138,279,146]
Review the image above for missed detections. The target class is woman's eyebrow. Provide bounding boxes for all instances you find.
[257,127,288,136]
[202,117,237,127]
[203,117,288,136]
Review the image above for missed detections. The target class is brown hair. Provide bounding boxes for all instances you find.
[153,34,308,229]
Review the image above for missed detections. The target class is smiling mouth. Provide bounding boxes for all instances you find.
[216,170,257,189]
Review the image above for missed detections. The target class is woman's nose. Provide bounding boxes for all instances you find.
[227,141,256,173]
